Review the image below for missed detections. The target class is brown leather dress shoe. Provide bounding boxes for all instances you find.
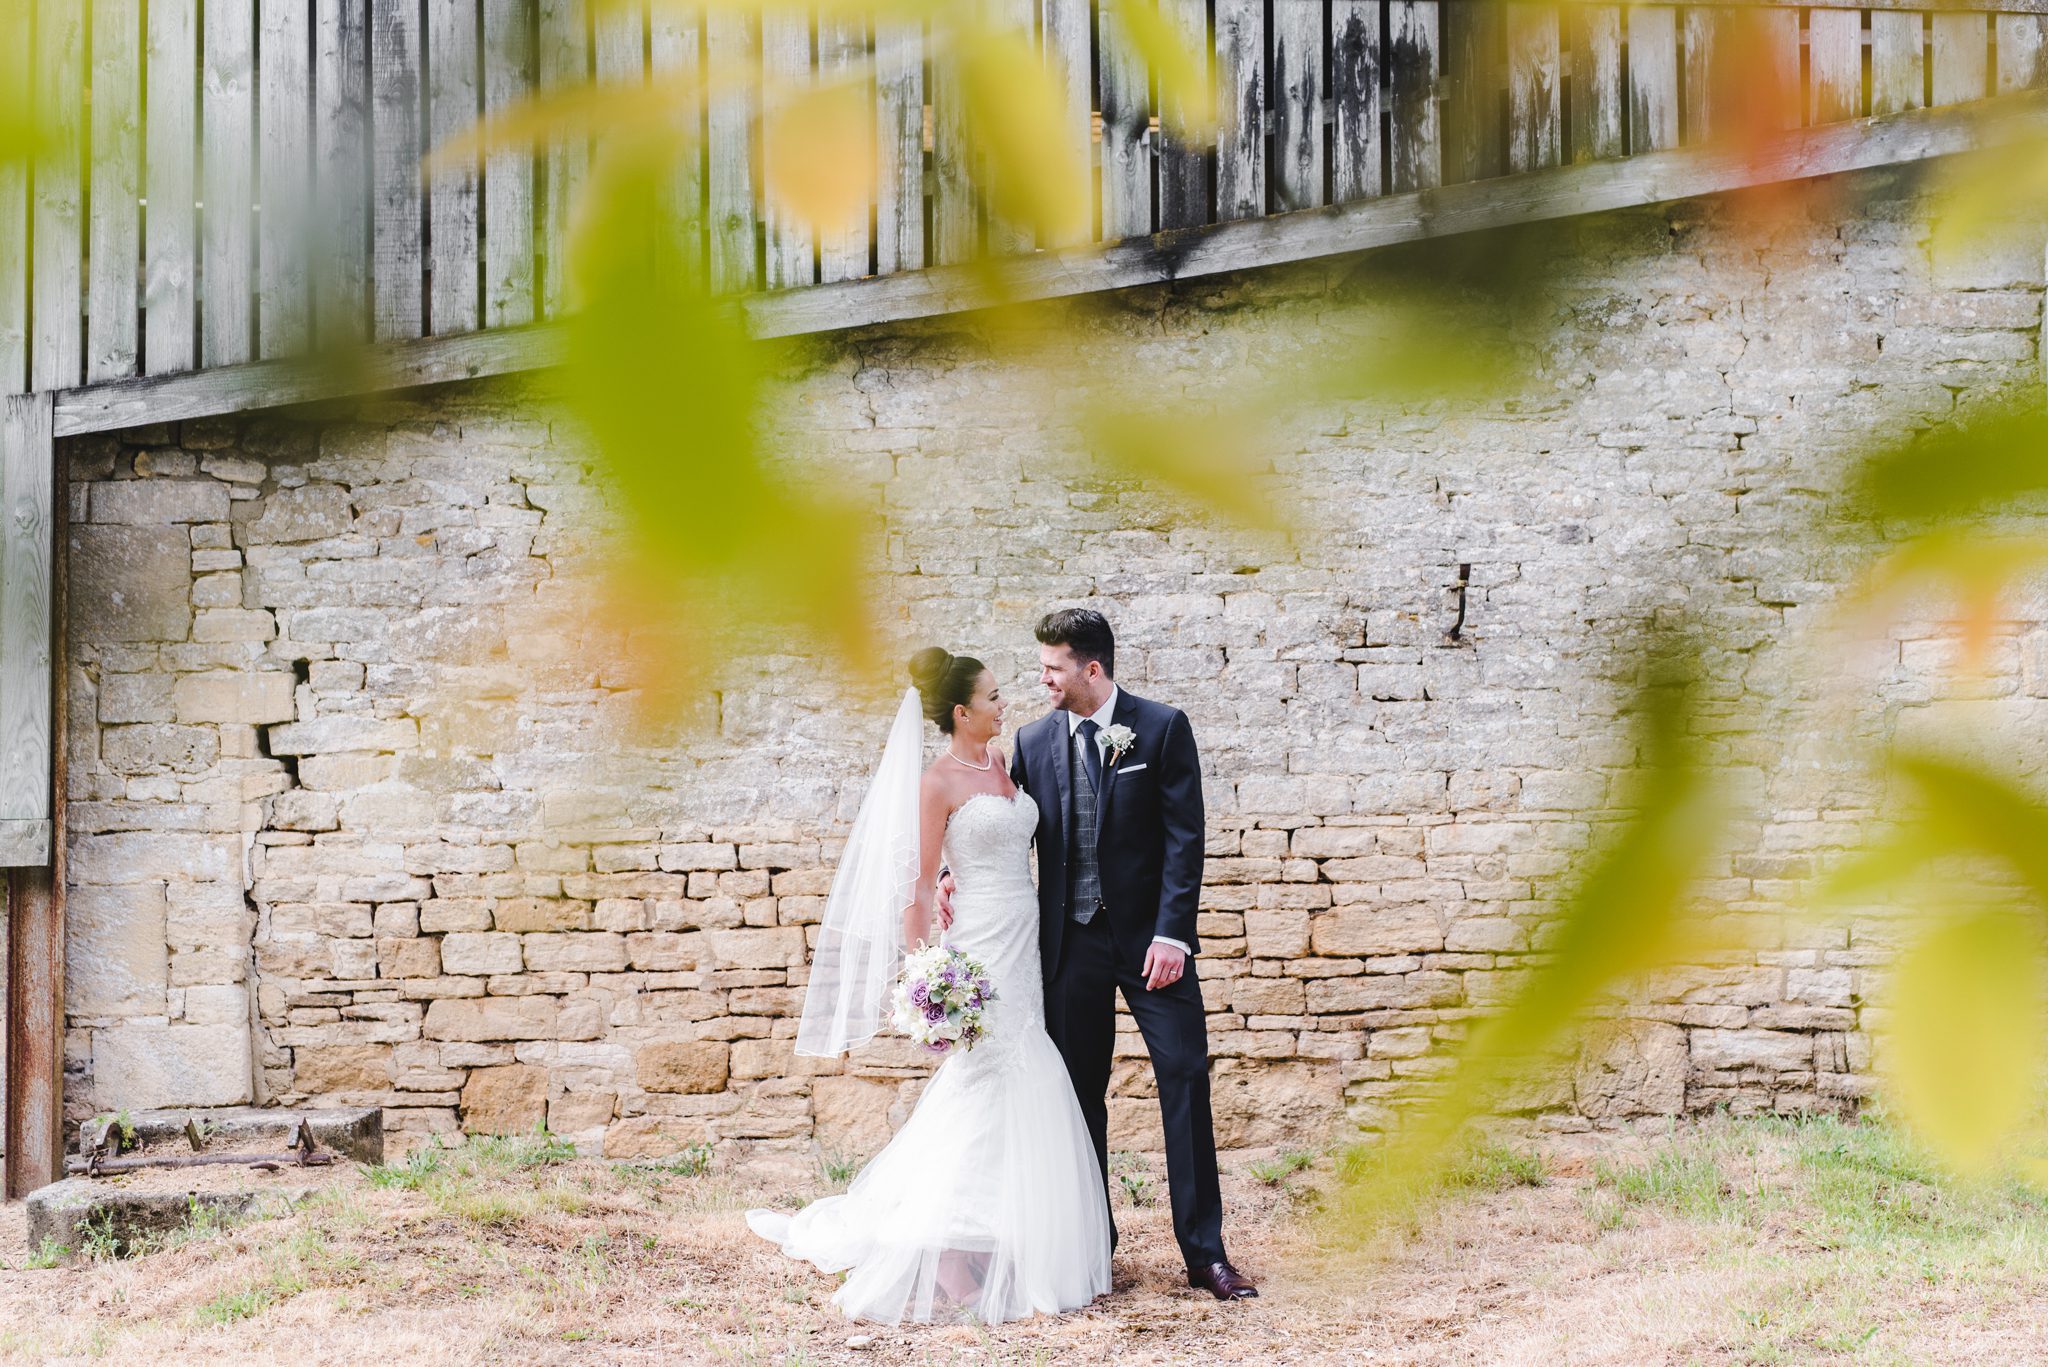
[1187,1260,1259,1300]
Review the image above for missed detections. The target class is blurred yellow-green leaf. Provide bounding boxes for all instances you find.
[1886,907,2046,1176]
[1333,637,1732,1233]
[1080,401,1284,533]
[563,133,883,689]
[1846,531,2048,674]
[957,27,1090,243]
[763,77,877,236]
[1104,0,1217,142]
[1851,406,2048,526]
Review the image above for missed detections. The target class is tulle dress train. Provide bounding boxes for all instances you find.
[747,790,1112,1324]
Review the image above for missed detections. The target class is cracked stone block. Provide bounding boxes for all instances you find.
[462,1064,548,1134]
[66,884,169,1017]
[97,672,176,723]
[92,1023,252,1108]
[174,671,296,724]
[242,483,355,543]
[89,479,231,525]
[102,723,221,774]
[70,526,192,642]
[1576,1019,1688,1118]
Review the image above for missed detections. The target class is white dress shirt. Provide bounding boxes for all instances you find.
[1069,687,1192,958]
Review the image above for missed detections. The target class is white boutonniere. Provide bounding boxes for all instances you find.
[1102,723,1137,764]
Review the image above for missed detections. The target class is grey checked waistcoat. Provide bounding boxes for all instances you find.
[1068,724,1102,924]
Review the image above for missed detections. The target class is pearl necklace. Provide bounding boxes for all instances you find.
[945,744,994,771]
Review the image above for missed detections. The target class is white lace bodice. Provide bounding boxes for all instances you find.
[939,790,1044,1034]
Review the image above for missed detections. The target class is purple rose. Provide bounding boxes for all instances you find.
[924,1000,946,1023]
[910,981,929,1007]
[925,1040,950,1054]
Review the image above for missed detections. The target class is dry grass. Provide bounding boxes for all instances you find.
[3,1117,2046,1365]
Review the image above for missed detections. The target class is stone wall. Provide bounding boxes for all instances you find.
[56,168,2048,1159]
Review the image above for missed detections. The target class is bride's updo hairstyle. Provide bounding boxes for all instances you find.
[909,647,986,734]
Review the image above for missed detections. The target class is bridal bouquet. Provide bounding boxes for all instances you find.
[891,944,996,1054]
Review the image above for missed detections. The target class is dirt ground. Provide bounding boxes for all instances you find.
[3,1116,2045,1365]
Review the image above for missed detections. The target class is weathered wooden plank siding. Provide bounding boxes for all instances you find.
[650,4,705,280]
[202,0,256,366]
[430,0,484,335]
[1389,0,1442,192]
[1099,0,1153,238]
[1444,0,1504,183]
[1333,0,1384,201]
[33,0,86,391]
[1871,10,1927,116]
[1570,5,1623,162]
[0,3,26,393]
[1627,6,1679,154]
[0,393,53,842]
[1274,0,1326,210]
[88,0,144,382]
[1158,0,1210,230]
[1214,0,1267,221]
[762,10,817,288]
[1810,7,1865,123]
[1507,3,1561,172]
[259,0,314,357]
[314,0,372,344]
[1933,11,1991,104]
[931,21,976,262]
[707,10,758,291]
[873,17,924,272]
[10,0,2048,407]
[816,15,872,279]
[484,0,539,327]
[1997,13,2048,89]
[371,0,425,339]
[540,0,592,310]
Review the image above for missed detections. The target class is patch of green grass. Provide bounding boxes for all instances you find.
[469,1127,578,1174]
[434,1186,527,1227]
[1247,1150,1317,1185]
[1441,1142,1548,1192]
[1594,1147,1730,1220]
[192,1256,309,1329]
[77,1212,122,1263]
[194,1287,271,1328]
[649,1142,714,1177]
[366,1141,446,1191]
[23,1237,70,1269]
[818,1151,860,1190]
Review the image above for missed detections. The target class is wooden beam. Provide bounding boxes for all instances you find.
[47,92,2048,439]
[4,867,64,1196]
[1,393,52,847]
[0,821,49,866]
[3,389,59,1198]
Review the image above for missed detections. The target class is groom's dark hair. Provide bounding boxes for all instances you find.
[1035,608,1115,679]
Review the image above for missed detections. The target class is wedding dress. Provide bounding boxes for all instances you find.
[746,789,1113,1324]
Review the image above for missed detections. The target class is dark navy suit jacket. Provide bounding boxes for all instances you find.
[1009,689,1205,976]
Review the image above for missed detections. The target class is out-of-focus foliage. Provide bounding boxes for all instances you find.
[1811,751,2048,1174]
[1888,904,2045,1176]
[564,129,879,689]
[0,1,35,166]
[1332,636,1736,1238]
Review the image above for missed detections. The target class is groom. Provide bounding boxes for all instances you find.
[1007,608,1255,1300]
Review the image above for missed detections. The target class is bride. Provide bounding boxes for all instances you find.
[746,648,1113,1324]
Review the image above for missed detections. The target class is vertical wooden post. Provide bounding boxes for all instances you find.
[2,391,61,1198]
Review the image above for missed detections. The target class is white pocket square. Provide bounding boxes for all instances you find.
[1117,763,1148,774]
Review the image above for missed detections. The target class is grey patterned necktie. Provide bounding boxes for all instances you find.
[1068,721,1102,924]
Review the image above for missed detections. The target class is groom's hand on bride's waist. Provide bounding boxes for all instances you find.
[934,870,956,930]
[1142,941,1186,991]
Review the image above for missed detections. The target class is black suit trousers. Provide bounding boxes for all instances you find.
[1044,912,1226,1269]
